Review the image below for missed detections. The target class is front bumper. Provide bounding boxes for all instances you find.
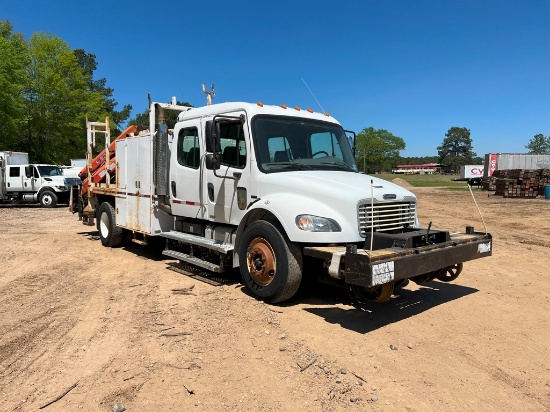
[303,231,492,288]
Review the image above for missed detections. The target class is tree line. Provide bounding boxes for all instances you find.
[354,126,480,174]
[0,20,130,164]
[354,127,548,174]
[1,20,548,168]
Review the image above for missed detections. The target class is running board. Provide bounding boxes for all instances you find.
[162,249,223,273]
[160,230,234,254]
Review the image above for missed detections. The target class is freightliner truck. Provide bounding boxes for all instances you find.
[71,93,492,304]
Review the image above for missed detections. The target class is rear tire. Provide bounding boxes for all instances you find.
[39,191,58,208]
[98,202,123,247]
[238,220,302,303]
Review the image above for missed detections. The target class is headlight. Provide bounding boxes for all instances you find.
[295,215,341,232]
[55,185,68,191]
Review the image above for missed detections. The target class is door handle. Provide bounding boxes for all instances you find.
[171,181,177,197]
[207,183,214,202]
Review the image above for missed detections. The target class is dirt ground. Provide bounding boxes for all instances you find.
[0,186,549,412]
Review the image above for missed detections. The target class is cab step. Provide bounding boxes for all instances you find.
[162,249,223,273]
[160,230,234,254]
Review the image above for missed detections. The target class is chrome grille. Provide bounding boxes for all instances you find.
[358,202,416,236]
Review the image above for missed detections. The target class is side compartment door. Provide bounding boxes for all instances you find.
[206,113,251,225]
[169,121,205,219]
[117,136,153,233]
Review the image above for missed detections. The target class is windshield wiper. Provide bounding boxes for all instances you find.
[320,161,356,171]
[266,162,314,171]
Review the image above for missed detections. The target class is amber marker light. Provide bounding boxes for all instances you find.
[257,102,264,107]
[307,108,313,113]
[294,106,301,111]
[280,104,287,109]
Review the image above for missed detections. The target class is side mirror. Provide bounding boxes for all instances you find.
[345,130,356,157]
[205,120,221,154]
[205,153,221,170]
[25,166,32,178]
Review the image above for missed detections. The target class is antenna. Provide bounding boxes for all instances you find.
[301,77,326,113]
[202,83,215,105]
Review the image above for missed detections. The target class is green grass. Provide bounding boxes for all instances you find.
[374,173,472,190]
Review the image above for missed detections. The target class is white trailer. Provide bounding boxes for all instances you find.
[457,165,485,186]
[484,153,550,177]
[73,95,492,304]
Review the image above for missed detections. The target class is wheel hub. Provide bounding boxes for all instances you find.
[247,238,276,286]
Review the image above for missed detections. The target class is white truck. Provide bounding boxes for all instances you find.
[71,95,492,304]
[0,151,81,207]
[61,158,87,178]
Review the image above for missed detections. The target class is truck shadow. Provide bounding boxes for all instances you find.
[74,229,479,333]
[295,281,478,334]
[77,230,171,262]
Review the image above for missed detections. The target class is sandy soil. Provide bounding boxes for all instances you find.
[0,187,549,412]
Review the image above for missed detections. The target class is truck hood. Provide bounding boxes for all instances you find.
[257,171,416,203]
[42,175,80,186]
[254,171,417,243]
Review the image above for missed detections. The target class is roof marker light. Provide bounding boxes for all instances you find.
[280,104,287,109]
[294,106,301,111]
[257,102,264,107]
[324,112,330,117]
[307,108,313,113]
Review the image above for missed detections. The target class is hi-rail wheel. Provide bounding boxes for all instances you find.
[436,262,463,282]
[351,282,395,303]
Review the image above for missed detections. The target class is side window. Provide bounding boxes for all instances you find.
[177,127,200,169]
[310,132,343,159]
[9,167,20,177]
[220,122,247,168]
[267,136,292,162]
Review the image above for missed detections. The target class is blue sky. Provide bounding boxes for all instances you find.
[3,0,549,157]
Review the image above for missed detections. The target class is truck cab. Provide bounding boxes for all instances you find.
[170,103,416,241]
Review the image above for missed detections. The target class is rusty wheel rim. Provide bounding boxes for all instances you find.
[246,237,276,286]
[354,282,394,303]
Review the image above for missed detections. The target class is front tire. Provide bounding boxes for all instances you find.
[238,220,302,303]
[39,191,58,208]
[98,202,123,247]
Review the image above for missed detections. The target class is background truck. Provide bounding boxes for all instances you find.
[71,94,492,304]
[0,151,81,207]
[60,158,87,178]
[458,165,485,186]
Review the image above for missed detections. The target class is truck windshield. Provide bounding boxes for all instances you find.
[37,165,63,177]
[252,115,358,173]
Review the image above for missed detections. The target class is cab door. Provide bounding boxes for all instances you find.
[206,113,251,225]
[169,120,206,219]
[6,166,24,192]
